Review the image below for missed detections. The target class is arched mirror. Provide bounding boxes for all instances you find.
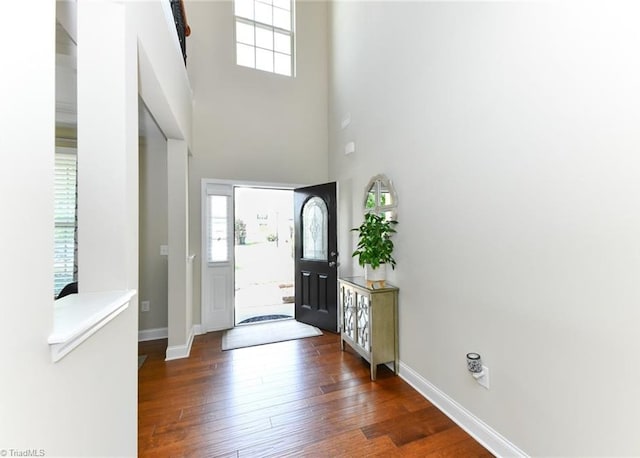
[363,174,398,220]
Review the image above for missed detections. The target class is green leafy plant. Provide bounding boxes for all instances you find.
[351,212,398,269]
[235,219,247,245]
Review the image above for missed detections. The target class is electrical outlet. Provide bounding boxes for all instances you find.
[473,365,490,389]
[160,245,169,256]
[141,301,150,312]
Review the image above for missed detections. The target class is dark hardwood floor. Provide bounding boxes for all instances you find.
[138,330,492,457]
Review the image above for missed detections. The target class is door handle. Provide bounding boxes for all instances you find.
[329,261,338,268]
[330,251,339,258]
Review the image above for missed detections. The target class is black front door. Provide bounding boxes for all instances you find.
[294,182,338,332]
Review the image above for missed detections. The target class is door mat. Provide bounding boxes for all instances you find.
[238,314,292,324]
[222,319,322,350]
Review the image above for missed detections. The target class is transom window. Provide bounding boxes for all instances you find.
[234,0,294,77]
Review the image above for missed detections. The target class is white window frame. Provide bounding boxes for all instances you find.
[234,0,295,77]
[201,182,235,332]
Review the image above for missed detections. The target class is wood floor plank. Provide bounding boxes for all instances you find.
[247,429,398,458]
[423,437,494,458]
[393,427,477,456]
[139,330,492,457]
[361,405,455,446]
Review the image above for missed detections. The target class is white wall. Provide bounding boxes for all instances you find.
[1,0,54,448]
[186,0,329,324]
[139,105,169,332]
[329,2,640,455]
[0,2,138,455]
[132,1,194,354]
[167,138,191,353]
[131,2,193,145]
[0,0,192,454]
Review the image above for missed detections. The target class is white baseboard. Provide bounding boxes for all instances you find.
[398,361,527,458]
[192,323,205,336]
[164,325,196,361]
[138,327,168,342]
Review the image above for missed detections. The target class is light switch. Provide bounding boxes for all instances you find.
[345,141,355,155]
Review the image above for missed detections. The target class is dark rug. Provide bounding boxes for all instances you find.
[238,314,292,324]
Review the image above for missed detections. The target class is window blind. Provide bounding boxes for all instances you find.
[54,149,77,297]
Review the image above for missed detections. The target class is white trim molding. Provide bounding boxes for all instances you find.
[138,327,168,342]
[398,361,528,458]
[165,325,197,361]
[193,324,205,336]
[49,290,136,362]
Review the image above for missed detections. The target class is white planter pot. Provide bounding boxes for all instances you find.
[364,264,387,282]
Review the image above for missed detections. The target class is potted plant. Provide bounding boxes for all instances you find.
[235,219,247,245]
[351,212,398,284]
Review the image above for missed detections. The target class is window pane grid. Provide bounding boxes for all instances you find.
[255,26,274,50]
[273,0,290,11]
[234,0,293,77]
[235,0,254,20]
[273,7,290,31]
[236,18,291,46]
[236,21,255,46]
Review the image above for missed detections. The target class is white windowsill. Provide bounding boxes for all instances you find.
[49,289,136,362]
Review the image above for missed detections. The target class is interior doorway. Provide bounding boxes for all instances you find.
[234,187,295,325]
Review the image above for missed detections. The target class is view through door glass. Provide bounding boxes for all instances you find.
[234,187,295,325]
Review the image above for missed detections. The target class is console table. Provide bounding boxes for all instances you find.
[339,276,399,380]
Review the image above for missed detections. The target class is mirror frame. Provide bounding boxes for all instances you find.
[363,174,398,220]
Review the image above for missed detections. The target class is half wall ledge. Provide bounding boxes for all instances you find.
[49,290,136,362]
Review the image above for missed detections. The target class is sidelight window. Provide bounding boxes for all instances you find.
[207,195,231,263]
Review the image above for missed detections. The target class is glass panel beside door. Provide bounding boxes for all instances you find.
[207,195,230,263]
